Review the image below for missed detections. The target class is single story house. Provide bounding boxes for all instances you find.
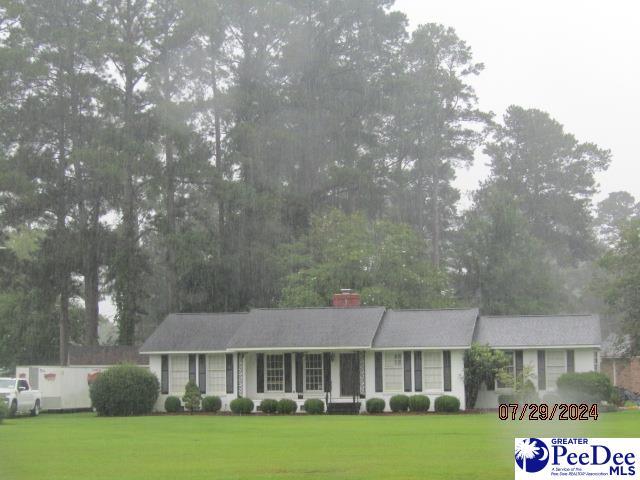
[140,291,601,412]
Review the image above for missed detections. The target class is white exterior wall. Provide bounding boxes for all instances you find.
[475,347,600,409]
[364,349,466,411]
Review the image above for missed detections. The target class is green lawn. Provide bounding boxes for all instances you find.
[1,411,638,480]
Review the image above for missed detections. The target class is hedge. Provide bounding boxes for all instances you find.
[303,398,325,414]
[202,396,222,413]
[0,401,8,424]
[89,364,159,416]
[277,398,298,414]
[556,372,613,403]
[164,396,182,413]
[389,394,410,412]
[260,398,278,414]
[434,395,460,413]
[230,397,254,414]
[366,398,385,413]
[408,395,430,412]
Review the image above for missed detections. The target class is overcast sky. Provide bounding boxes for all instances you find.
[395,0,640,206]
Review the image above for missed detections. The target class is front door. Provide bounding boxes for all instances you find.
[340,353,358,397]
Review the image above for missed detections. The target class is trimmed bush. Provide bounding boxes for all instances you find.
[408,395,430,412]
[89,364,159,416]
[0,400,9,424]
[556,372,613,403]
[260,398,278,414]
[389,394,410,413]
[366,397,385,413]
[230,397,254,414]
[434,395,460,413]
[304,398,325,414]
[277,398,298,414]
[182,380,202,413]
[164,396,182,413]
[202,396,222,413]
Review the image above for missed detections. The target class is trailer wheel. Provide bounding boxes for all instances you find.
[30,400,40,417]
[9,400,17,417]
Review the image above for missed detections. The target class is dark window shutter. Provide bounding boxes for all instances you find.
[486,372,495,391]
[323,353,332,392]
[443,350,452,392]
[226,354,234,394]
[537,350,546,390]
[295,353,304,393]
[414,351,422,392]
[188,354,196,383]
[515,351,523,386]
[161,355,169,394]
[284,353,292,393]
[567,350,575,373]
[403,351,412,392]
[256,353,264,393]
[374,352,383,392]
[198,354,206,394]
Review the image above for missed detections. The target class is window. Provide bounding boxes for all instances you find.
[188,354,197,383]
[18,379,29,391]
[304,353,323,392]
[266,354,284,392]
[546,350,566,389]
[593,351,599,372]
[207,354,226,393]
[496,351,515,388]
[161,355,169,394]
[383,351,403,391]
[423,351,443,391]
[170,355,189,392]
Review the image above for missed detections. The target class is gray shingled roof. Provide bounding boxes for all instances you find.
[474,314,601,347]
[140,313,248,353]
[68,345,148,365]
[372,308,479,348]
[227,307,386,349]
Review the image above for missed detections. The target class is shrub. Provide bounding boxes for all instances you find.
[202,396,222,413]
[164,396,182,413]
[89,364,159,416]
[260,398,278,414]
[519,379,540,403]
[182,380,202,413]
[277,398,298,414]
[230,397,254,414]
[497,393,518,405]
[304,398,325,414]
[366,398,385,413]
[408,395,430,412]
[0,401,8,424]
[389,394,410,412]
[556,372,613,403]
[434,395,460,413]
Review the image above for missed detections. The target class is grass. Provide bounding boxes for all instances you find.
[0,411,638,480]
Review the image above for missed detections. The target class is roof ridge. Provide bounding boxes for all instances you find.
[481,313,596,318]
[250,306,385,311]
[389,307,479,312]
[170,312,249,316]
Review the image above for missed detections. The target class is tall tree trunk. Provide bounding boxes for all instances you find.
[84,201,100,345]
[59,273,70,366]
[431,178,441,268]
[165,135,178,312]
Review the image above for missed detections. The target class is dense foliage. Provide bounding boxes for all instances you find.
[389,395,410,412]
[556,372,614,403]
[276,399,298,415]
[366,398,386,414]
[303,399,325,415]
[0,0,629,370]
[182,381,202,413]
[463,344,511,409]
[259,399,278,414]
[0,400,8,423]
[164,396,182,413]
[408,395,430,412]
[89,365,159,416]
[434,395,460,413]
[230,398,254,415]
[202,396,222,413]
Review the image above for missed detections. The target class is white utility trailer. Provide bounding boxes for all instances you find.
[15,365,108,411]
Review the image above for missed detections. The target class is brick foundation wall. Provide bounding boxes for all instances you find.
[601,357,640,394]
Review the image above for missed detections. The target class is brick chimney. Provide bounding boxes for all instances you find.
[332,289,361,307]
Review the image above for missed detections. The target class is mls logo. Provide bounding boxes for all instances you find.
[515,438,550,473]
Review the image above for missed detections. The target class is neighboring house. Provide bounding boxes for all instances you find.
[600,334,640,395]
[140,291,601,412]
